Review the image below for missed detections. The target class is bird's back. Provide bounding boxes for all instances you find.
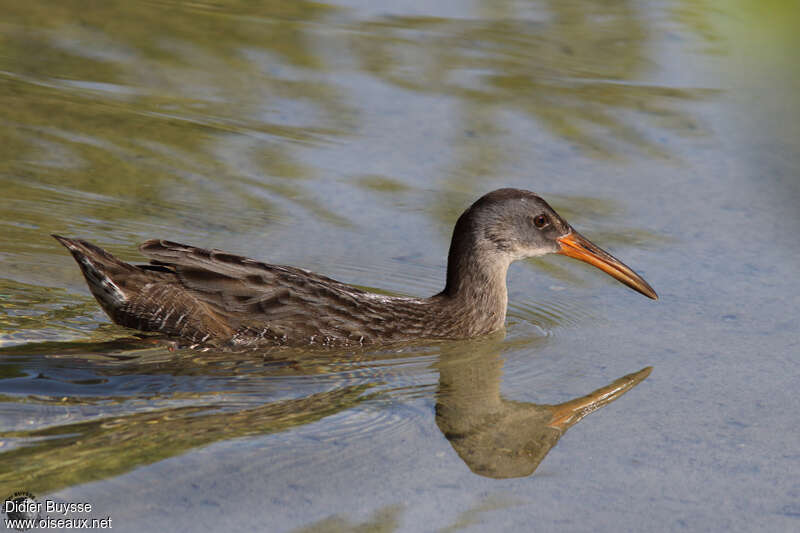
[54,236,448,348]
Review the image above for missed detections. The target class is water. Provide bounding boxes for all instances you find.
[1,0,798,531]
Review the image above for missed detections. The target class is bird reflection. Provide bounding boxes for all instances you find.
[0,335,651,493]
[435,342,651,479]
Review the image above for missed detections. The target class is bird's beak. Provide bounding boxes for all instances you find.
[557,231,658,300]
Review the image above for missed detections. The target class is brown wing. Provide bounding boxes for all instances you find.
[137,240,375,343]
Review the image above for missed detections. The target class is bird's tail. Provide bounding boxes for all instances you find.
[52,235,137,317]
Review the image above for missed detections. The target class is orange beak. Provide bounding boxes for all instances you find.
[557,231,657,299]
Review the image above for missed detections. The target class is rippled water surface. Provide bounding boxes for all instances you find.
[1,1,798,531]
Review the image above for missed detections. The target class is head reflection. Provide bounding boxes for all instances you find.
[434,340,651,479]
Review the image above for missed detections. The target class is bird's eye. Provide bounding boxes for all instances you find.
[533,214,549,228]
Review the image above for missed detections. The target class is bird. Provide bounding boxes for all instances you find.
[53,188,656,349]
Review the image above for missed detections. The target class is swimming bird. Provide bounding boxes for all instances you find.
[53,188,656,348]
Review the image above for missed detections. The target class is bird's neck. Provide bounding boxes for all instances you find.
[438,222,511,336]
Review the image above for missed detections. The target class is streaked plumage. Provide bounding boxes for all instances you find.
[54,189,656,348]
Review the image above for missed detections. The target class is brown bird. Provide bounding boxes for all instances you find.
[53,188,656,348]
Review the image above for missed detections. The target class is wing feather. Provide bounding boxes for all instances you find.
[137,240,369,335]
